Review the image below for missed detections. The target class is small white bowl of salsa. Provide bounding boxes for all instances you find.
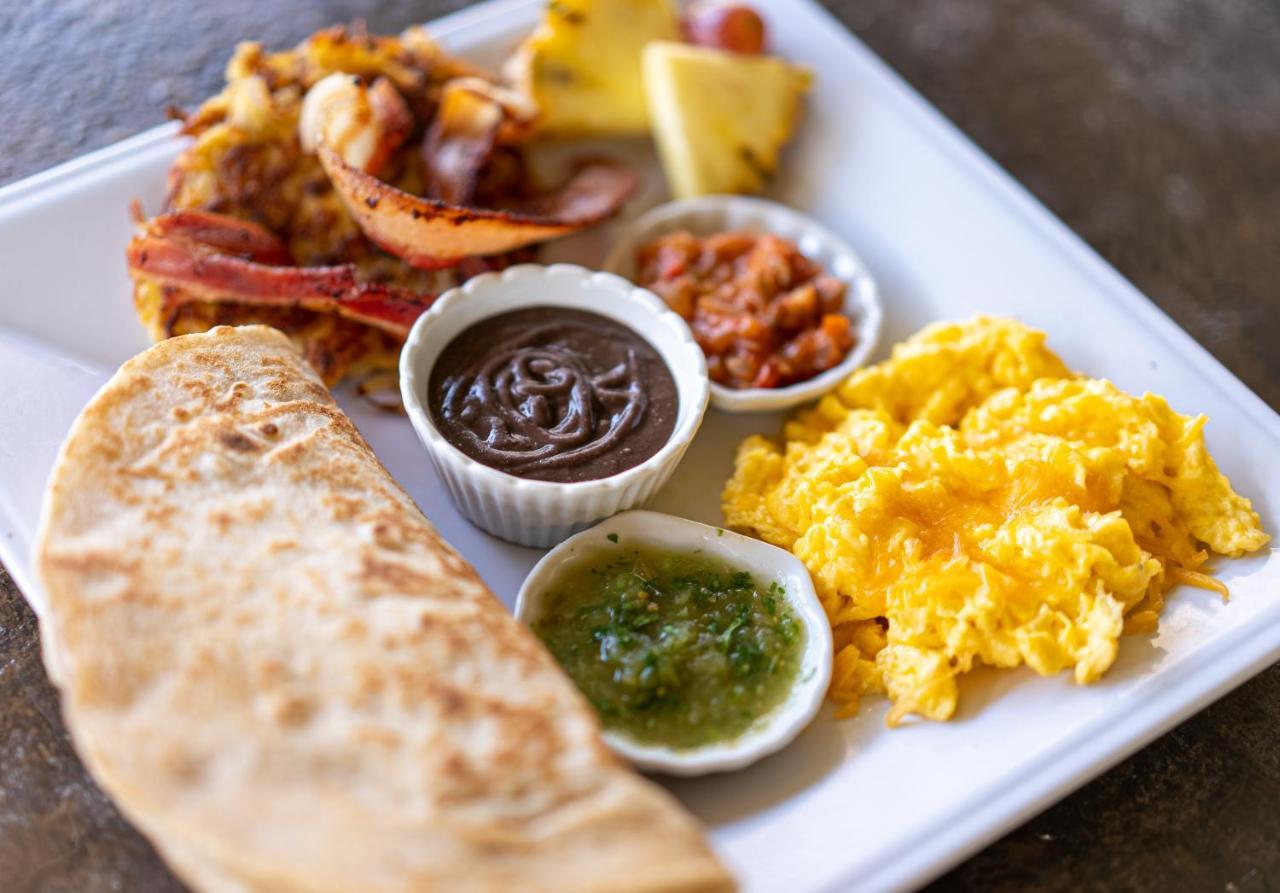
[605,195,882,413]
[516,510,832,776]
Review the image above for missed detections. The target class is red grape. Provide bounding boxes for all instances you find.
[682,2,768,55]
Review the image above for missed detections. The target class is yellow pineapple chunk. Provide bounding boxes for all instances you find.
[507,0,679,137]
[643,41,812,198]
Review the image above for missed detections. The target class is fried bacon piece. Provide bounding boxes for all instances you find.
[128,211,435,339]
[421,77,537,205]
[312,68,634,269]
[322,145,637,269]
[141,209,296,265]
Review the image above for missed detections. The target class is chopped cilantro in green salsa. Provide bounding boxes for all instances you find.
[531,546,804,749]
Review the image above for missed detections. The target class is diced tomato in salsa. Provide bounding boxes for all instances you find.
[636,231,855,390]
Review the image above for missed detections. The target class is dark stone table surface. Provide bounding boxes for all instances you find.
[1,1,1277,890]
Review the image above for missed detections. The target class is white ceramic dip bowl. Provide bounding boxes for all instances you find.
[515,510,833,776]
[605,195,883,413]
[400,264,710,549]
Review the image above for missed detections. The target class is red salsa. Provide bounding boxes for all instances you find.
[636,231,855,390]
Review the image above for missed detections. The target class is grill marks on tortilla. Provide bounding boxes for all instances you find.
[217,429,260,453]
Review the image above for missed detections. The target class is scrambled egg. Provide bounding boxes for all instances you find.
[723,317,1269,724]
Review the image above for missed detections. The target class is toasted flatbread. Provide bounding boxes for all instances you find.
[35,325,733,893]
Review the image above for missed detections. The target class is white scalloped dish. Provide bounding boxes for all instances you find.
[400,264,709,549]
[515,510,833,777]
[605,195,883,412]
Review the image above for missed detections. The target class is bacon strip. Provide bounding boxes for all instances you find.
[320,145,638,269]
[421,77,536,206]
[421,85,503,207]
[127,213,434,338]
[144,210,296,265]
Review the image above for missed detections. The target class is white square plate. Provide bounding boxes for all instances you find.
[1,2,1277,891]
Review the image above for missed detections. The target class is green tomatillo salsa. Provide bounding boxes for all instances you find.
[531,544,805,750]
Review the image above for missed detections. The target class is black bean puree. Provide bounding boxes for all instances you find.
[428,307,678,483]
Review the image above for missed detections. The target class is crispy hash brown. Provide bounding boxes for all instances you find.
[723,317,1270,725]
[129,25,632,386]
[167,26,476,274]
[133,27,487,384]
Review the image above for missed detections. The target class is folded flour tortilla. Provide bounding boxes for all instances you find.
[34,325,733,893]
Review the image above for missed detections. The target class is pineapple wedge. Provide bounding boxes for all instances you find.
[507,0,679,137]
[643,41,812,198]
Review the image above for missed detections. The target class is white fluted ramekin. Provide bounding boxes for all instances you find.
[605,195,883,413]
[400,264,710,548]
[515,511,833,776]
